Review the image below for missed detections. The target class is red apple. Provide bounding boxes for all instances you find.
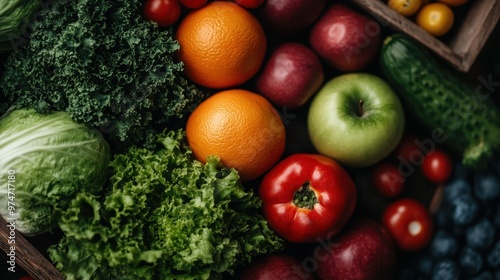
[256,43,324,108]
[239,255,314,280]
[309,4,383,72]
[259,0,327,34]
[314,218,397,280]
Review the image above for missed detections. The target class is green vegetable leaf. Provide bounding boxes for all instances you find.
[0,0,207,150]
[49,129,284,280]
[0,0,40,52]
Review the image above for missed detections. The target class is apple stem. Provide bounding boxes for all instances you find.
[358,99,364,117]
[293,182,318,210]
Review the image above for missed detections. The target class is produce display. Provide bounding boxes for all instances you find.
[0,0,499,280]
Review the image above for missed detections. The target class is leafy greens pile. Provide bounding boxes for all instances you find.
[0,0,206,149]
[48,129,284,280]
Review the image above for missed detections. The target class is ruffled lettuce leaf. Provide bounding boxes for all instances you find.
[48,129,284,280]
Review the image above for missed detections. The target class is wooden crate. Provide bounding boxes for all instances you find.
[350,0,500,72]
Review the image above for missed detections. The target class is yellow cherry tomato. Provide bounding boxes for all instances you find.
[388,0,422,17]
[416,3,455,37]
[437,0,468,7]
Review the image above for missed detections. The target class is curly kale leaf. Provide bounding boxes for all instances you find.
[0,0,206,148]
[48,129,284,280]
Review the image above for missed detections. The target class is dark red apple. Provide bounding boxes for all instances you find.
[309,4,383,72]
[239,254,314,280]
[259,0,327,34]
[256,43,324,108]
[314,218,396,280]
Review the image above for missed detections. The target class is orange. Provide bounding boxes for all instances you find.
[186,89,286,181]
[416,3,454,37]
[175,1,267,89]
[388,0,422,17]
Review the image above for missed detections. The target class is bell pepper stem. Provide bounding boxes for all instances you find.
[293,182,317,210]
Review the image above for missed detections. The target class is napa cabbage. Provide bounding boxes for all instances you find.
[0,0,40,52]
[0,109,111,236]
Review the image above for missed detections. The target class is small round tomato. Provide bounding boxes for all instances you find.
[416,3,455,37]
[18,276,34,280]
[382,198,433,251]
[393,134,420,162]
[421,149,453,183]
[233,0,265,9]
[388,0,422,17]
[179,0,207,9]
[143,0,182,27]
[437,0,468,7]
[372,163,405,198]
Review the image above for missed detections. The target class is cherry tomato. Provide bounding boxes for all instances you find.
[233,0,265,9]
[18,276,34,280]
[421,149,453,183]
[416,3,454,37]
[382,198,433,251]
[393,134,420,162]
[437,0,468,7]
[372,162,405,198]
[387,0,422,17]
[143,0,182,27]
[179,0,207,9]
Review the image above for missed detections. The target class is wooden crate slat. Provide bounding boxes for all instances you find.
[449,0,500,65]
[0,216,65,280]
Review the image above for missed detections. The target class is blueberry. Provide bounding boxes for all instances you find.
[488,240,500,268]
[474,172,500,201]
[443,178,472,205]
[430,230,458,259]
[432,259,461,280]
[470,271,494,280]
[459,246,484,276]
[466,219,496,252]
[450,194,479,226]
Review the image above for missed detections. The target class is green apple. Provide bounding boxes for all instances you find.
[308,73,405,167]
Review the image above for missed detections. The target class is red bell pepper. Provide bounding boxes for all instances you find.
[259,153,357,243]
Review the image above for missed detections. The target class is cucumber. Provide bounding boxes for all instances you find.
[380,33,500,168]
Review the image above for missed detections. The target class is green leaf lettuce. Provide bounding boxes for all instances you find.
[49,129,284,280]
